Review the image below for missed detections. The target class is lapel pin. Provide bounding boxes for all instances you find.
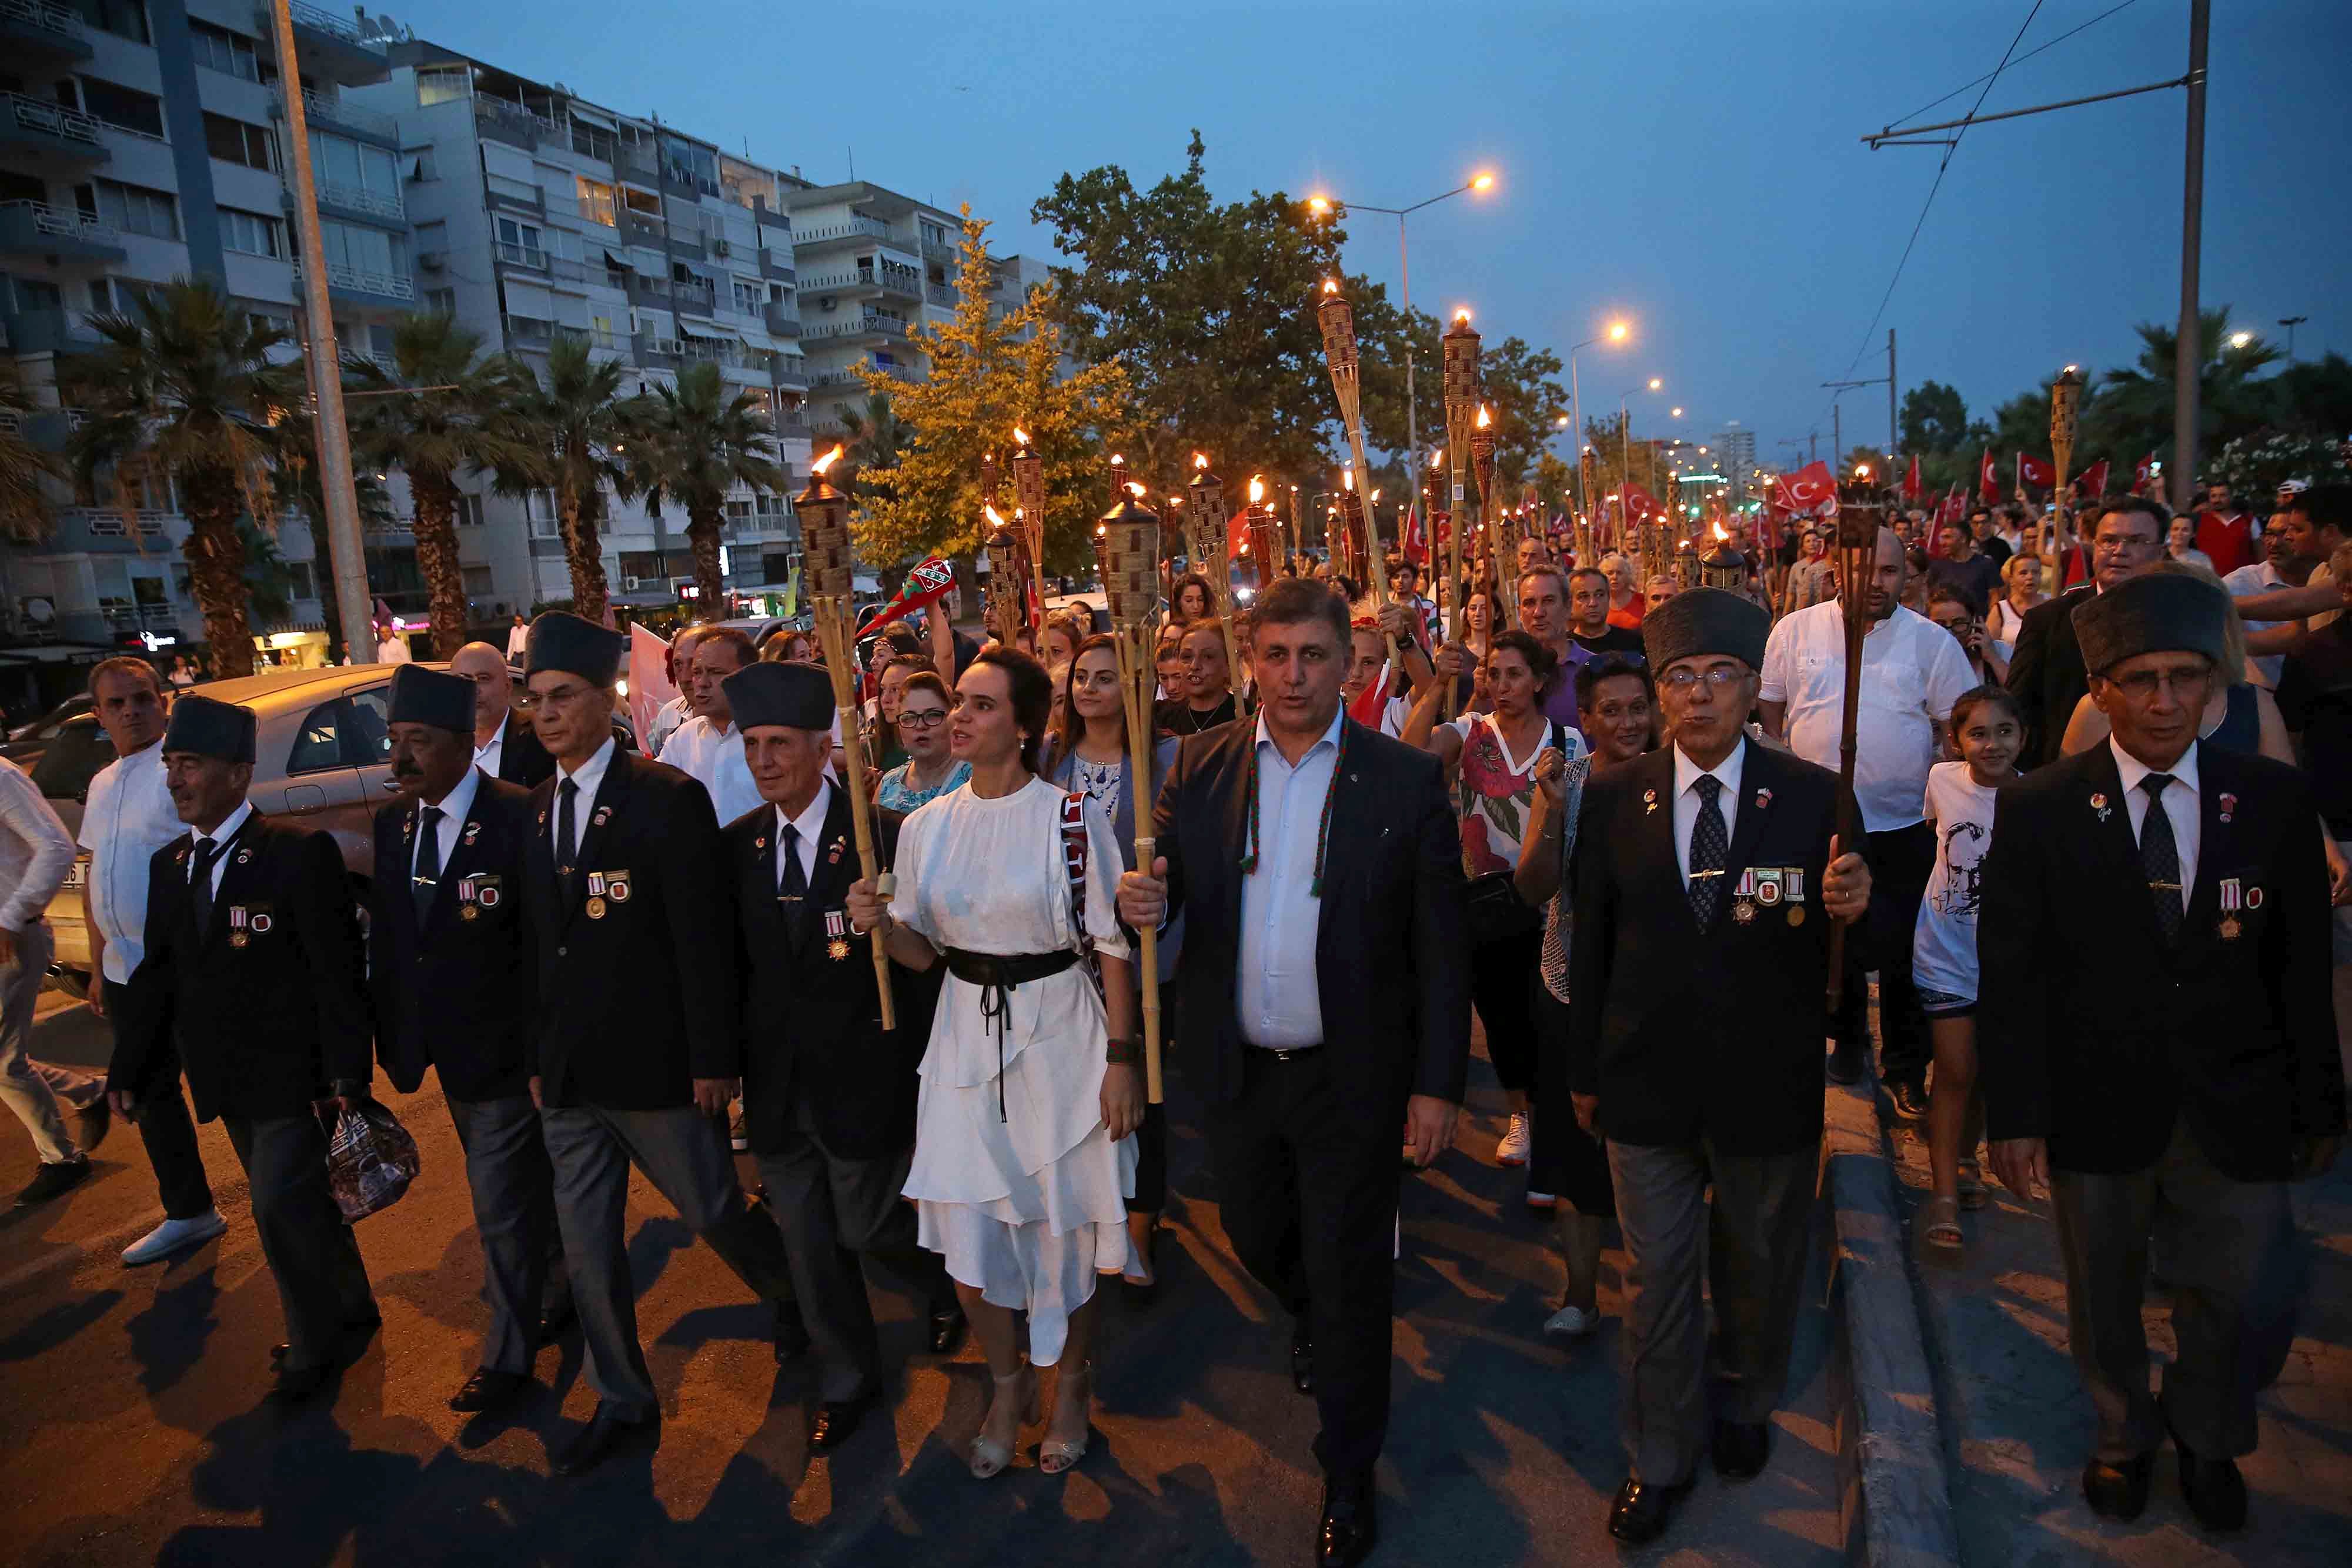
[463,821,482,845]
[235,848,251,865]
[1643,788,1658,815]
[1755,787,1773,810]
[2217,791,2236,824]
[754,836,767,850]
[2090,791,2112,823]
[593,805,613,827]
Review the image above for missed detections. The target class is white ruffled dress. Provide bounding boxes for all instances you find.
[892,775,1135,1366]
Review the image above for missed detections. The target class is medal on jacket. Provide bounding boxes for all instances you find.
[229,905,249,948]
[825,909,849,961]
[1731,868,1757,925]
[2218,877,2243,941]
[1785,866,1806,926]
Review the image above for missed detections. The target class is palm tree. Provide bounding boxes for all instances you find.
[2090,307,2285,473]
[508,337,631,624]
[66,279,305,678]
[623,362,784,617]
[837,389,910,506]
[347,314,542,656]
[0,376,65,544]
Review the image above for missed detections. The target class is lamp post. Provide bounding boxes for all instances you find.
[1307,172,1496,497]
[1565,319,1630,523]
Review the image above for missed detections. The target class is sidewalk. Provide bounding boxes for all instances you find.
[1886,1114,2352,1564]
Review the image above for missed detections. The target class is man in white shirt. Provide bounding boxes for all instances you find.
[505,613,529,660]
[2221,512,2306,689]
[376,624,413,664]
[642,626,706,758]
[1761,524,1976,1112]
[450,640,553,788]
[0,751,103,1203]
[656,627,761,826]
[82,658,225,1258]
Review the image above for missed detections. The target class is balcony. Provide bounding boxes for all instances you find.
[759,246,794,283]
[926,282,958,307]
[503,317,619,355]
[614,143,659,186]
[0,92,108,168]
[2,308,102,356]
[801,311,909,342]
[761,302,798,336]
[617,210,664,248]
[495,238,546,271]
[472,97,551,151]
[291,86,396,143]
[0,0,91,66]
[792,214,896,246]
[290,259,416,302]
[273,0,393,89]
[0,200,124,262]
[312,179,403,224]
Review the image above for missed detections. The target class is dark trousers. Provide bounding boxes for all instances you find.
[2049,1120,2298,1464]
[223,1113,375,1372]
[1469,927,1544,1097]
[1833,820,1935,1087]
[448,1094,569,1376]
[1208,1047,1402,1479]
[106,979,213,1219]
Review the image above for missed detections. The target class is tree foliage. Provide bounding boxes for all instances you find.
[1899,379,1970,455]
[507,338,633,624]
[624,360,784,618]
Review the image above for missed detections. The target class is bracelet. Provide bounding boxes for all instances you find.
[1105,1036,1141,1066]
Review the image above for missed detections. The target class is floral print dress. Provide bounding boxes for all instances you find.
[1445,713,1574,877]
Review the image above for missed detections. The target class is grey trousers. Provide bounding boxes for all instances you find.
[448,1094,569,1376]
[756,1119,951,1402]
[540,1102,797,1421]
[222,1113,375,1372]
[1608,1136,1817,1486]
[0,924,98,1165]
[2049,1119,2297,1463]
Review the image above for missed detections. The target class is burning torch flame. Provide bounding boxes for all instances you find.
[1095,522,1107,539]
[1454,307,1472,325]
[1321,278,1339,296]
[1475,405,1492,430]
[1342,467,1355,492]
[1011,427,1031,447]
[983,504,1007,529]
[1371,489,1381,503]
[1249,475,1265,504]
[811,444,844,476]
[1192,452,1208,470]
[1712,522,1730,543]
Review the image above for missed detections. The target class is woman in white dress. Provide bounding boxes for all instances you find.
[846,647,1144,1480]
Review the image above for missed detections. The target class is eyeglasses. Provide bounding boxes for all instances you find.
[2104,667,2213,699]
[516,685,596,714]
[1659,667,1748,690]
[896,708,948,729]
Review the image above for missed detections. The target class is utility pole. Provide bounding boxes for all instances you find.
[1887,327,1898,454]
[2279,316,2306,362]
[270,0,372,660]
[2172,0,2209,514]
[1832,399,1842,471]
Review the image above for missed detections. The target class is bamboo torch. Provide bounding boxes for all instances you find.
[797,444,895,1028]
[1101,470,1165,1102]
[1471,403,1501,626]
[982,506,1021,648]
[2050,365,2083,556]
[1010,427,1047,637]
[1315,278,1404,668]
[1183,454,1245,681]
[1335,467,1369,586]
[1825,493,1879,1017]
[1578,446,1600,566]
[1245,474,1286,592]
[1442,309,1481,645]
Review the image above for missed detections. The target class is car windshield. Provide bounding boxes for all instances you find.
[30,720,117,803]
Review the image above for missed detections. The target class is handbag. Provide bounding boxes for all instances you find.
[325,1100,420,1224]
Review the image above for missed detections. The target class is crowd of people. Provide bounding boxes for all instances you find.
[0,473,2342,1566]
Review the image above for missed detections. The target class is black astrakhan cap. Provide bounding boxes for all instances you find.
[161,693,256,764]
[2074,570,2230,676]
[726,660,834,733]
[387,664,476,734]
[524,611,624,687]
[1641,586,1769,675]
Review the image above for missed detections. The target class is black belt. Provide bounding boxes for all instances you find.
[942,947,1079,1121]
[1248,1042,1324,1063]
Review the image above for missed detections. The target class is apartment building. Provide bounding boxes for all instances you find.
[346,41,813,613]
[0,0,411,697]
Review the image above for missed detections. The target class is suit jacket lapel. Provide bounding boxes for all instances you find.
[1642,749,1702,937]
[1312,722,1375,949]
[205,820,261,947]
[1218,727,1251,945]
[422,775,495,935]
[803,790,855,918]
[2083,745,2164,948]
[563,754,631,926]
[2175,750,2230,959]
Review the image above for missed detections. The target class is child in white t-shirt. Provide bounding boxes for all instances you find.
[1913,683,2024,1252]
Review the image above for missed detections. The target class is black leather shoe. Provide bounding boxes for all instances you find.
[270,1312,380,1365]
[538,1298,576,1346]
[1317,1472,1377,1567]
[773,1300,811,1363]
[1888,1079,1931,1123]
[265,1361,336,1406]
[1607,1476,1692,1545]
[2172,1433,2247,1532]
[1712,1417,1772,1480]
[1290,1326,1314,1396]
[2080,1453,2154,1520]
[449,1368,532,1414]
[807,1390,876,1453]
[1825,1038,1866,1085]
[553,1405,654,1476]
[927,1300,968,1355]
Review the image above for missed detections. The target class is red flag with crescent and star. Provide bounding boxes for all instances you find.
[1773,461,1839,519]
[1902,454,1922,501]
[2076,457,2110,499]
[2016,452,2056,492]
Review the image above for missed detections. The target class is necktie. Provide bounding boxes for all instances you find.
[188,837,220,934]
[557,778,579,890]
[413,805,443,924]
[2139,773,2183,944]
[1688,774,1728,927]
[779,821,809,940]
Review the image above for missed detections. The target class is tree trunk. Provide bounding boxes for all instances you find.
[299,503,349,664]
[179,464,254,678]
[410,475,469,659]
[560,474,609,625]
[685,503,724,621]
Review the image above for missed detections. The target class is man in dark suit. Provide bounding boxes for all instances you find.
[517,612,798,1476]
[1980,572,2344,1533]
[452,640,554,788]
[1117,576,1469,1568]
[720,661,960,1456]
[107,695,376,1406]
[1560,589,1871,1546]
[369,665,568,1417]
[2006,497,2167,765]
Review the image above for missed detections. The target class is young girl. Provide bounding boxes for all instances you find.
[1912,684,2024,1252]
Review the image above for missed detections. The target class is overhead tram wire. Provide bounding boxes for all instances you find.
[1877,0,2144,135]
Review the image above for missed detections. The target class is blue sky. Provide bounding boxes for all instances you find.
[398,0,2350,467]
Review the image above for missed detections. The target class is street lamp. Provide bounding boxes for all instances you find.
[1306,170,1498,498]
[1563,316,1632,516]
[2227,330,2253,349]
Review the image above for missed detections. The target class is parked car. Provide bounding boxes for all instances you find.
[4,693,95,766]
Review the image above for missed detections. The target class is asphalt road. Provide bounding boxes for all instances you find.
[0,1002,1842,1568]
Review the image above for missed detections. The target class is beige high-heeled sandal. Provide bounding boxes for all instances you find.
[970,1365,1039,1480]
[1038,1360,1093,1475]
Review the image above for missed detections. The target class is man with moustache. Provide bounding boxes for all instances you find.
[449,640,554,787]
[720,661,961,1456]
[106,696,376,1405]
[369,665,568,1416]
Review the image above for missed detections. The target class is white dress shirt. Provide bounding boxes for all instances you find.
[2110,737,2201,905]
[773,780,831,890]
[658,714,763,826]
[188,800,254,897]
[1236,706,1344,1048]
[2221,559,2287,688]
[553,736,618,859]
[377,635,413,665]
[506,623,529,658]
[78,738,182,984]
[0,755,76,934]
[410,765,482,880]
[1760,600,1977,833]
[472,713,512,778]
[1671,738,1746,881]
[644,694,691,758]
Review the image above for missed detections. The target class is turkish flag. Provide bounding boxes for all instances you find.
[1902,454,1922,501]
[1621,483,1665,523]
[2016,452,2056,492]
[2075,459,2110,499]
[1979,449,2000,501]
[1775,461,1838,518]
[1939,486,1965,526]
[1400,503,1425,564]
[1225,508,1250,561]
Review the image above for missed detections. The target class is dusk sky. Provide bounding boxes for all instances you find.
[395,0,2350,469]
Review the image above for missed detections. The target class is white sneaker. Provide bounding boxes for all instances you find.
[1524,1189,1558,1212]
[1496,1112,1531,1167]
[1544,1303,1599,1340]
[121,1210,226,1267]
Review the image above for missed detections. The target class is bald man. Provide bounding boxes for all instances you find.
[451,642,554,788]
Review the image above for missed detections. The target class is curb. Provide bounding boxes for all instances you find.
[1823,1062,1962,1567]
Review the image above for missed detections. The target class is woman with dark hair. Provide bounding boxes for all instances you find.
[847,646,1142,1479]
[1402,627,1581,1183]
[1041,635,1182,1297]
[1171,573,1215,625]
[874,670,970,812]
